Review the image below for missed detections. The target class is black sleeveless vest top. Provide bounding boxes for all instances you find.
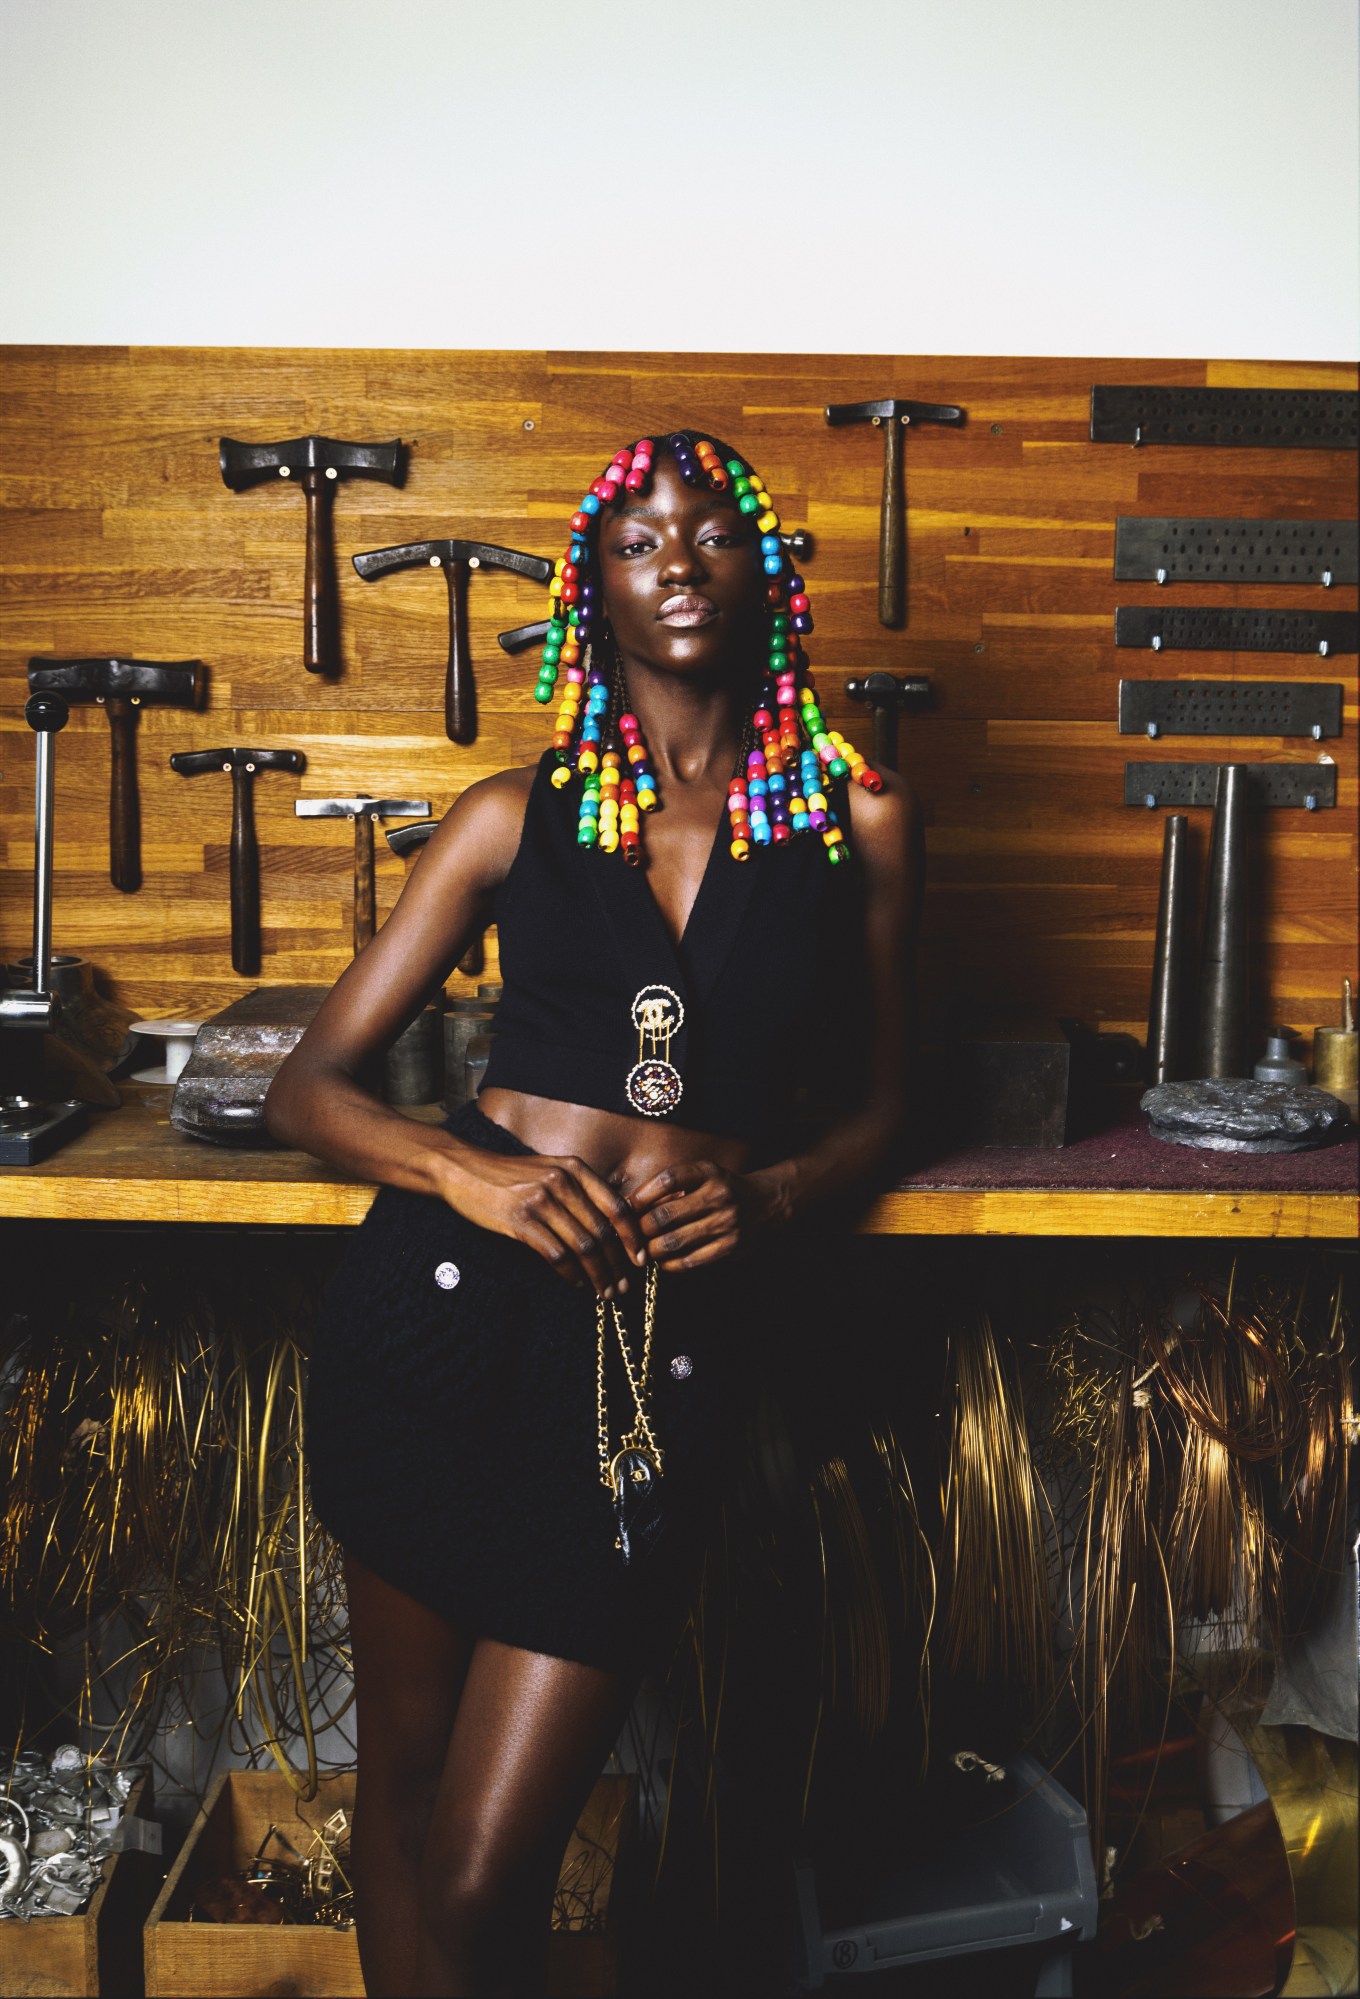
[481,749,871,1164]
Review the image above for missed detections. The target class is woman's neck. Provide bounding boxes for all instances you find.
[618,658,748,786]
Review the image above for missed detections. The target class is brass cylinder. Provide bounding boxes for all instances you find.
[1313,1026,1359,1093]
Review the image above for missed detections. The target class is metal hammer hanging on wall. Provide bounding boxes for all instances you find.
[824,398,966,626]
[219,435,407,676]
[295,795,430,956]
[26,656,206,892]
[351,539,553,742]
[169,748,306,975]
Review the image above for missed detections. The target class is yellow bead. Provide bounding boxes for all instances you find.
[620,808,639,829]
[579,751,598,772]
[553,558,566,575]
[599,831,619,853]
[755,491,771,510]
[638,788,657,810]
[551,766,571,789]
[548,577,562,597]
[730,837,750,860]
[808,791,827,810]
[757,511,779,533]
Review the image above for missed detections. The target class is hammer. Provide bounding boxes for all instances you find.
[296,795,430,955]
[352,539,553,743]
[386,817,486,978]
[824,398,966,627]
[220,435,407,676]
[26,655,206,892]
[169,748,306,975]
[844,673,933,773]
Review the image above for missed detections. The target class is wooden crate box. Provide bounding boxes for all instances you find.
[0,1773,161,1999]
[144,1766,634,1998]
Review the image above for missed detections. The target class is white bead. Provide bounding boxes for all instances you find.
[434,1261,461,1290]
[669,1354,693,1380]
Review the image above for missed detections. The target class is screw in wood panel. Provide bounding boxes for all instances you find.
[974,643,985,654]
[523,419,535,431]
[990,424,1003,435]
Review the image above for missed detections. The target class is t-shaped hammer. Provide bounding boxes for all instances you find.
[26,656,206,891]
[220,434,407,676]
[295,795,430,956]
[169,747,306,976]
[824,398,966,627]
[352,538,553,743]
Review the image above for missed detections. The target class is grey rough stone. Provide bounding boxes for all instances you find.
[169,986,327,1145]
[1140,1078,1349,1152]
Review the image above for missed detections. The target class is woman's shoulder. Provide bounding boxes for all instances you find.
[410,754,550,897]
[840,762,919,878]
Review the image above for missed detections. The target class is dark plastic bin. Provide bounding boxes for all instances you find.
[790,1753,1098,1990]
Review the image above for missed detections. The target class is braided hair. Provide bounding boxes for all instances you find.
[532,430,882,867]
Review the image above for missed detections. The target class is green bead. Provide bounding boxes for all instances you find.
[547,620,566,642]
[568,607,580,625]
[771,614,789,630]
[828,843,845,865]
[738,494,759,515]
[541,645,561,667]
[577,823,597,846]
[732,475,751,497]
[725,458,745,476]
[534,685,554,704]
[828,756,849,777]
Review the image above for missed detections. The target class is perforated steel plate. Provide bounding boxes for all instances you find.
[1115,607,1358,654]
[1092,385,1358,449]
[1124,762,1337,809]
[1118,681,1343,738]
[1114,519,1358,585]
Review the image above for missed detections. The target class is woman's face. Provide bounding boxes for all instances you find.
[596,452,764,679]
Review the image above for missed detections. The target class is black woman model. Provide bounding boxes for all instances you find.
[265,426,920,1997]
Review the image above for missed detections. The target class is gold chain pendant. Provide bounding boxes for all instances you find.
[625,984,684,1116]
[596,1260,663,1494]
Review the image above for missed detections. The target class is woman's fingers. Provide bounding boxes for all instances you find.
[538,1157,641,1290]
[627,1159,712,1214]
[555,1156,649,1272]
[518,1164,632,1295]
[637,1182,731,1247]
[652,1229,740,1272]
[514,1213,594,1290]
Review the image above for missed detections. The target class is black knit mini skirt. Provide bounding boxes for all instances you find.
[304,1098,791,1674]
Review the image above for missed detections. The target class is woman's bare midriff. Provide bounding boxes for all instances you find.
[475,1085,752,1190]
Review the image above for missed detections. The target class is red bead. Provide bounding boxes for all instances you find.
[764,583,784,605]
[619,712,639,733]
[789,593,810,615]
[571,511,591,534]
[590,480,613,502]
[624,470,645,492]
[772,822,791,842]
[635,439,655,454]
[613,451,633,468]
[753,709,772,728]
[728,779,746,795]
[561,562,578,583]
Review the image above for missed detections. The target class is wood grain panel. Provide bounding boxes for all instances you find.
[1,349,1355,1057]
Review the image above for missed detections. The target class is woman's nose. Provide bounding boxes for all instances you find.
[657,534,707,585]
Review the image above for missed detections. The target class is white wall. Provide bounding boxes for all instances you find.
[2,0,1357,359]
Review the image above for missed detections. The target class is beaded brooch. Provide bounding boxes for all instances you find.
[531,431,882,868]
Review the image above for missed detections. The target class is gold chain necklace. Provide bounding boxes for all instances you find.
[596,1260,664,1495]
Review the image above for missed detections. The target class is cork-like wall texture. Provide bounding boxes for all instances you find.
[0,349,1355,1055]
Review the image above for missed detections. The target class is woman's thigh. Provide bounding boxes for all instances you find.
[344,1548,476,1824]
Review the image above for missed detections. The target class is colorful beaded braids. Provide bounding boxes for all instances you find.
[531,430,883,868]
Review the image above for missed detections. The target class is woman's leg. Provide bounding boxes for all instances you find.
[343,1548,477,1999]
[414,1635,643,1998]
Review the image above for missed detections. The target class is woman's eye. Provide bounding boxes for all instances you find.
[702,531,739,548]
[616,538,653,557]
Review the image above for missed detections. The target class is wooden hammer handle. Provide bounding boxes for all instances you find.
[230,764,261,976]
[879,416,906,629]
[444,560,475,743]
[106,697,141,892]
[300,470,340,675]
[352,812,376,954]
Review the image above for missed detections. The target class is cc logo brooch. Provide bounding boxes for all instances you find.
[626,984,684,1116]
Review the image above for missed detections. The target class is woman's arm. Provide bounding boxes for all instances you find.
[264,772,649,1294]
[626,768,923,1265]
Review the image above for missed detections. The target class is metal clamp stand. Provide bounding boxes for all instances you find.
[0,693,88,1163]
[844,672,933,773]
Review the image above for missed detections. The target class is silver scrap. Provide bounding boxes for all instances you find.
[0,1743,147,1922]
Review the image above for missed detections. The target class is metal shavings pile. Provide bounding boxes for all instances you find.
[0,1744,145,1922]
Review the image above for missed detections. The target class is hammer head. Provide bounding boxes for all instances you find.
[386,819,439,857]
[295,796,430,821]
[28,657,206,708]
[219,435,406,490]
[498,619,551,654]
[825,398,965,428]
[170,748,306,778]
[352,539,552,584]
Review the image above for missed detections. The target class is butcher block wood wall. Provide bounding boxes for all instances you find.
[1,348,1356,1055]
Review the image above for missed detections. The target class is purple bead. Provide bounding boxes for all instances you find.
[789,574,805,593]
[791,613,813,634]
[808,809,827,829]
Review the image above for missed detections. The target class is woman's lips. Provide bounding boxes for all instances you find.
[657,595,718,627]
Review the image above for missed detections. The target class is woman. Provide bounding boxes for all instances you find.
[265,429,919,1997]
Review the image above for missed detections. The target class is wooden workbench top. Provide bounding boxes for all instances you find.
[1,1091,1354,1237]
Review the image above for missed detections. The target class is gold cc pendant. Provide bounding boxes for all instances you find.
[626,984,684,1116]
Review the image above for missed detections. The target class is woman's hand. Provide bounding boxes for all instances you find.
[438,1149,648,1299]
[625,1159,772,1272]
